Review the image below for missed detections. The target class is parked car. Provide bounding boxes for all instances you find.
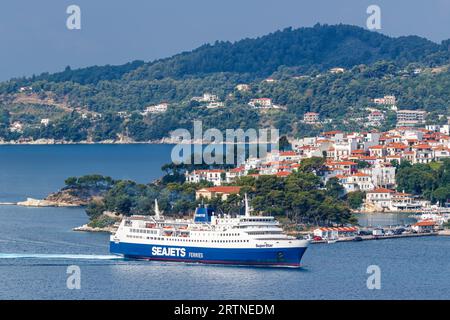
[313,236,323,241]
[372,229,384,236]
[358,230,372,236]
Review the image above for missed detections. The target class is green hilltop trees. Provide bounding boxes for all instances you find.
[396,159,450,205]
[1,24,450,142]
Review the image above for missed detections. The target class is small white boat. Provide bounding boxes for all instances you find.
[327,239,338,244]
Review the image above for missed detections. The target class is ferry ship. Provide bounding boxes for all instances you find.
[110,196,309,267]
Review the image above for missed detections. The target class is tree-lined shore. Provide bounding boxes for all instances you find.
[48,157,360,231]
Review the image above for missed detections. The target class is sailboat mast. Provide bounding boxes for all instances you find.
[244,194,251,217]
[154,199,160,219]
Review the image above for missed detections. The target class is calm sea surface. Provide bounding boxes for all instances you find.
[0,145,448,300]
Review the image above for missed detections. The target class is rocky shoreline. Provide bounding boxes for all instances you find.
[8,185,122,234]
[0,137,280,146]
[14,188,92,208]
[16,198,81,207]
[0,138,175,145]
[73,224,117,234]
[73,212,122,234]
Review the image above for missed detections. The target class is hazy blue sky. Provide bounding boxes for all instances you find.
[1,0,450,80]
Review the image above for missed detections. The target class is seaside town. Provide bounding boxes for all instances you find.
[3,87,450,242]
[186,108,449,212]
[4,89,450,242]
[183,95,450,241]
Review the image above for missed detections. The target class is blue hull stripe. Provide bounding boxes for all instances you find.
[110,242,307,267]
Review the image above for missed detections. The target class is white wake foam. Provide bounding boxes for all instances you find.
[0,253,122,260]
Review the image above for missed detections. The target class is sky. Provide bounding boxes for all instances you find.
[1,0,450,80]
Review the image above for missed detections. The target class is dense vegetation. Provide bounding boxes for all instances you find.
[0,24,449,142]
[6,24,448,87]
[231,160,355,225]
[66,158,356,227]
[396,159,450,205]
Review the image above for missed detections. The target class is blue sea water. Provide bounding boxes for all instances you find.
[0,145,449,300]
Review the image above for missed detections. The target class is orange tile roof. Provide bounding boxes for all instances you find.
[369,188,395,193]
[359,156,377,160]
[414,220,436,227]
[280,151,297,156]
[202,186,241,194]
[387,143,407,149]
[352,149,367,154]
[412,144,432,149]
[276,171,291,177]
[323,130,342,136]
[352,172,370,177]
[317,227,358,232]
[335,161,357,166]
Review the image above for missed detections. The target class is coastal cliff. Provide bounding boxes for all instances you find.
[17,197,80,207]
[45,189,93,206]
[16,188,94,207]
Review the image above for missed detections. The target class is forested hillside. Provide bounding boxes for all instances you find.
[0,24,449,143]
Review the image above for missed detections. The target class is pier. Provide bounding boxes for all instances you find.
[311,231,439,244]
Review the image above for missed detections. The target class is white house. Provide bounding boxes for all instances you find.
[225,167,246,183]
[185,169,225,186]
[396,110,427,126]
[412,220,436,233]
[362,165,396,189]
[248,98,273,109]
[143,103,169,115]
[9,122,23,133]
[303,112,320,124]
[206,102,225,109]
[236,84,250,92]
[313,227,358,240]
[329,67,345,74]
[373,95,396,106]
[192,93,219,103]
[365,188,396,210]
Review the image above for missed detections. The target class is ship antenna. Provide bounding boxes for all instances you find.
[244,193,251,217]
[154,199,161,219]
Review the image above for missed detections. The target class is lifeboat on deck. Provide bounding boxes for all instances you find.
[163,225,174,236]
